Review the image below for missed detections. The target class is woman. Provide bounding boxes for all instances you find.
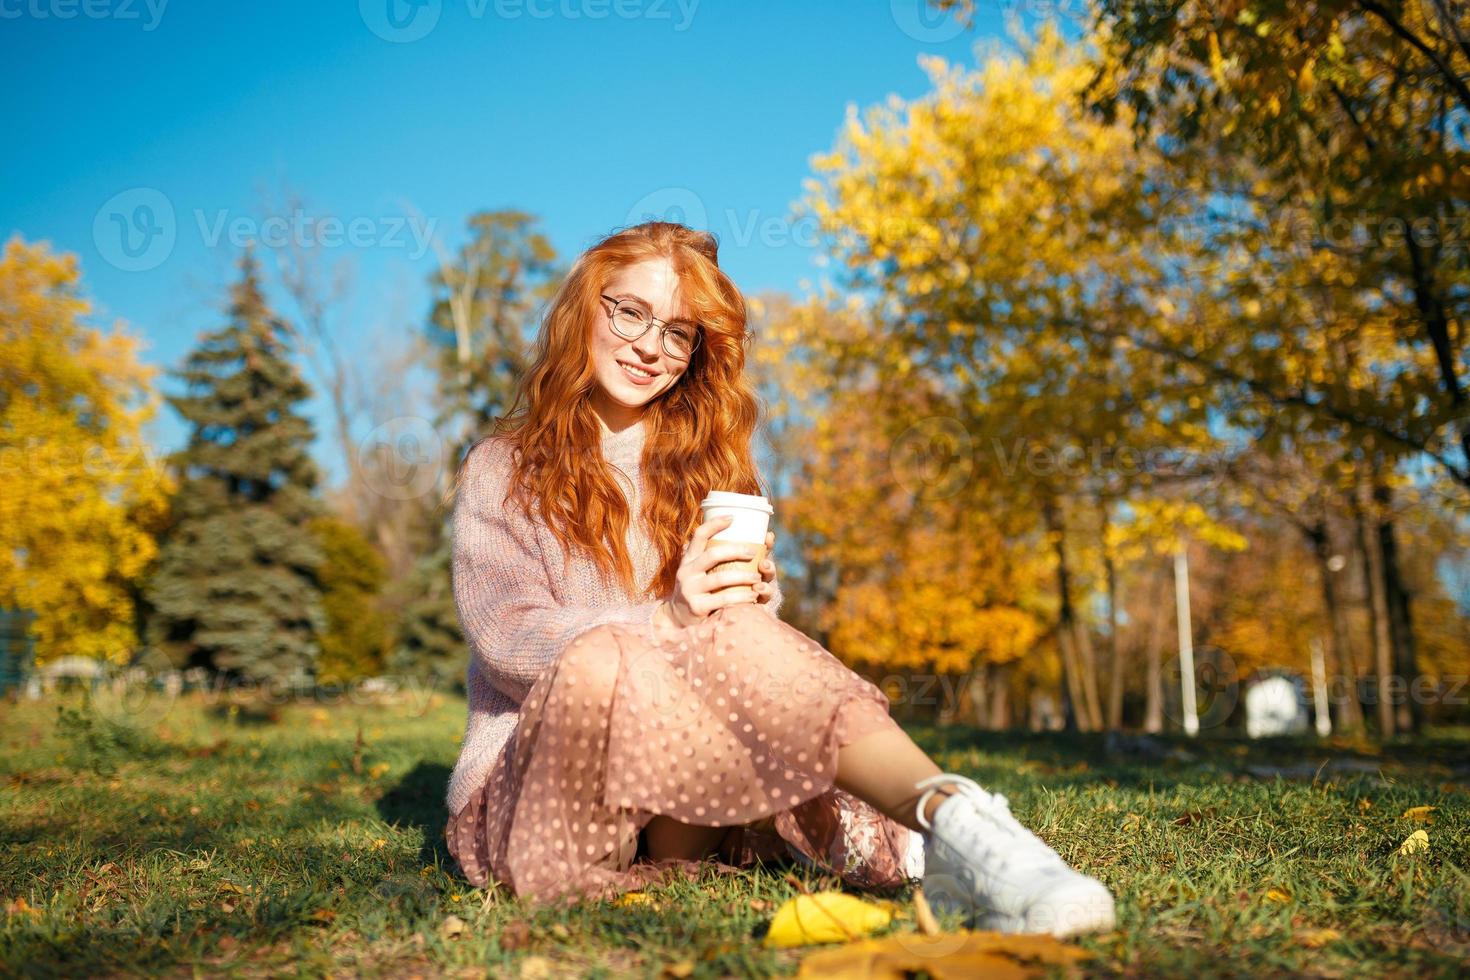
[442,221,1115,937]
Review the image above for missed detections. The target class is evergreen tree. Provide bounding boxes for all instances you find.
[144,251,326,682]
[311,514,389,684]
[387,527,464,691]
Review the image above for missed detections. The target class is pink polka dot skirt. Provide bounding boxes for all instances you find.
[444,602,918,907]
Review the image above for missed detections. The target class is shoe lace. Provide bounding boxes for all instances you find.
[914,773,1066,880]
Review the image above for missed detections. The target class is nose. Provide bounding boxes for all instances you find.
[630,327,662,360]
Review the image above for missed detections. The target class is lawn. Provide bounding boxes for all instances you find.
[1,686,1467,978]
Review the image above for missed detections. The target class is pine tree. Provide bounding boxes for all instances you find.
[144,251,326,683]
[387,527,464,691]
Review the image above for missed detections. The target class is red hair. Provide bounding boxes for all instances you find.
[446,220,771,600]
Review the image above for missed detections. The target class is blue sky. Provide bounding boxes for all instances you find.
[2,0,1041,485]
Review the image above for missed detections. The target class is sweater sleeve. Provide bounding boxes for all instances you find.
[760,575,784,618]
[451,438,665,704]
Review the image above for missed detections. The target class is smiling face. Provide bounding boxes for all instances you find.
[588,256,696,433]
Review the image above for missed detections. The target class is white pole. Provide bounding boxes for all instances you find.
[1174,543,1199,736]
[1309,636,1332,737]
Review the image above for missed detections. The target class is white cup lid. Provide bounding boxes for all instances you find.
[700,490,773,514]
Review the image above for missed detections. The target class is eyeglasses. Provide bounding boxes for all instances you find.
[600,293,702,360]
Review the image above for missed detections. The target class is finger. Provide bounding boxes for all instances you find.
[704,566,763,592]
[708,583,761,610]
[698,541,763,573]
[689,514,735,553]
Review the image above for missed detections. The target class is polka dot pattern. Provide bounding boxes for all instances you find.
[443,602,915,905]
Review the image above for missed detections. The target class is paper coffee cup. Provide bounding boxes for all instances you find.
[700,491,773,602]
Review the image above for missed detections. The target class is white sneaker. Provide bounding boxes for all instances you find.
[913,772,1116,938]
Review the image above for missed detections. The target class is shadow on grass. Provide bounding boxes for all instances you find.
[375,760,454,868]
[900,722,1470,794]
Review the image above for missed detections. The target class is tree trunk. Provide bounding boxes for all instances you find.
[1374,481,1423,733]
[1308,518,1363,732]
[935,670,959,726]
[965,662,1013,730]
[1043,498,1101,731]
[1074,617,1104,732]
[1099,495,1124,729]
[988,662,1012,729]
[1352,466,1396,737]
[965,665,989,729]
[1143,572,1168,733]
[1056,627,1085,731]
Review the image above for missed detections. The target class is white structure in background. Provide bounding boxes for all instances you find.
[36,655,105,694]
[1174,544,1199,736]
[1244,673,1311,738]
[1308,637,1333,737]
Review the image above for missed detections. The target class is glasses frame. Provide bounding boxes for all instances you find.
[599,293,702,361]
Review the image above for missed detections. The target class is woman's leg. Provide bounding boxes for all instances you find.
[835,726,959,834]
[627,606,954,860]
[649,604,960,843]
[635,653,959,849]
[643,814,728,861]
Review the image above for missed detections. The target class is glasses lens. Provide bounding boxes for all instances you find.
[609,300,699,358]
[611,304,650,339]
[663,325,697,359]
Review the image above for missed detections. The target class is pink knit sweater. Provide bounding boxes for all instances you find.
[445,416,784,817]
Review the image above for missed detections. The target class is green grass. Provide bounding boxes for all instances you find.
[1,687,1467,978]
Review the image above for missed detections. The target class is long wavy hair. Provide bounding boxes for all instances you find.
[444,220,771,601]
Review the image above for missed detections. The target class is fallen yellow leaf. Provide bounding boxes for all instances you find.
[1264,888,1291,904]
[5,897,41,918]
[795,928,1092,979]
[615,891,656,908]
[440,913,465,939]
[763,891,893,948]
[1299,927,1341,948]
[1401,806,1436,824]
[518,954,553,979]
[1397,830,1430,856]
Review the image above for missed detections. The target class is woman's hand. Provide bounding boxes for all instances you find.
[754,528,778,605]
[656,514,766,633]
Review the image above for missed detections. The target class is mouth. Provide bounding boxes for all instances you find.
[617,360,659,383]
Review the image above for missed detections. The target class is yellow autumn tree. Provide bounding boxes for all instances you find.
[753,294,1052,724]
[0,236,172,665]
[797,18,1237,729]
